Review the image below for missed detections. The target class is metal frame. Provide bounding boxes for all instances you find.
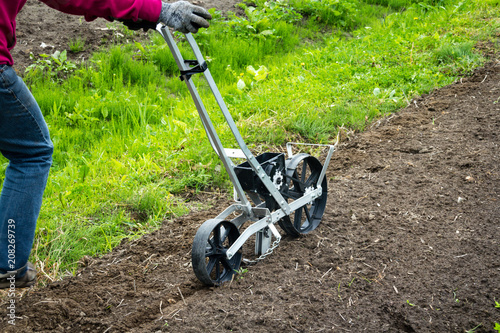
[157,26,336,259]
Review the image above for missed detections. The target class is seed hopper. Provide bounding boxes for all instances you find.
[158,26,337,286]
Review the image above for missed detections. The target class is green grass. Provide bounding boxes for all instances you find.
[68,37,86,53]
[1,0,498,281]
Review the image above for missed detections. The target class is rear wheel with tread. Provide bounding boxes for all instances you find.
[278,154,327,236]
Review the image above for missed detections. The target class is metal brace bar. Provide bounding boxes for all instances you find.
[286,141,337,189]
[226,186,321,259]
[224,148,246,159]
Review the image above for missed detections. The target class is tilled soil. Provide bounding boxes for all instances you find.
[1,1,499,332]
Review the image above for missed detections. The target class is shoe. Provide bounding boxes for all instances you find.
[0,262,37,289]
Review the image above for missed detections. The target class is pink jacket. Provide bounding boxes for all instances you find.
[0,0,162,66]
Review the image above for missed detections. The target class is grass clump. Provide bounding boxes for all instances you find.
[434,42,482,74]
[289,0,360,28]
[68,37,86,53]
[362,0,449,9]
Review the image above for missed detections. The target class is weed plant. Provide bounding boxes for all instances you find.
[2,0,498,281]
[68,37,86,53]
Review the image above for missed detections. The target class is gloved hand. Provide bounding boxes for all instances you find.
[159,1,212,34]
[118,1,211,33]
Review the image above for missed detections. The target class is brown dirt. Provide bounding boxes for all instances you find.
[1,1,500,332]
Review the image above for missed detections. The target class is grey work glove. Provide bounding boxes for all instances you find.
[159,1,212,33]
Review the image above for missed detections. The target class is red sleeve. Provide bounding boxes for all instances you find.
[38,0,162,22]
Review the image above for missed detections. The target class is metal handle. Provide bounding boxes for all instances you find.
[157,25,291,215]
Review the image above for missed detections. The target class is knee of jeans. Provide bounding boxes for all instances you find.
[31,140,54,167]
[6,140,54,167]
[42,141,54,165]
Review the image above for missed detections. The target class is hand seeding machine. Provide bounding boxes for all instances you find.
[158,26,336,286]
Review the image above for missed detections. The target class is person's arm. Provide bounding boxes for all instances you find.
[38,0,211,33]
[39,0,162,23]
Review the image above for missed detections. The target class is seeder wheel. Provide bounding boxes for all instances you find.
[278,154,327,236]
[192,219,242,286]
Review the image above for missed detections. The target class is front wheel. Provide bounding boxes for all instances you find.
[191,219,242,286]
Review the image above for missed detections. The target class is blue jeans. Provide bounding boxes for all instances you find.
[0,65,53,276]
